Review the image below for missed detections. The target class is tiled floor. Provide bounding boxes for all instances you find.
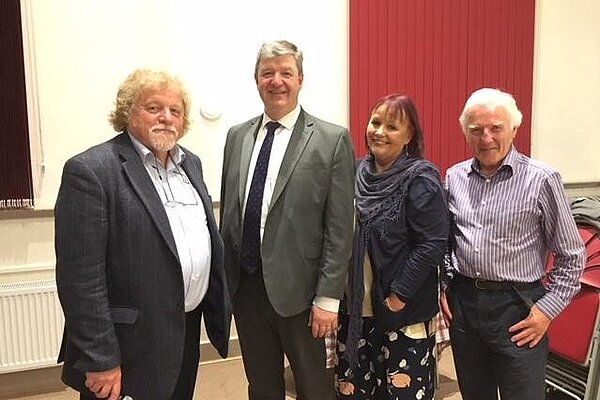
[3,347,461,399]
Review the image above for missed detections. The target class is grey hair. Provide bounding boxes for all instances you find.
[459,88,523,131]
[254,40,303,77]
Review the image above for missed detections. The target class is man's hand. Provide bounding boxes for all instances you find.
[440,289,453,325]
[85,365,122,400]
[384,292,406,312]
[508,305,551,348]
[309,305,338,338]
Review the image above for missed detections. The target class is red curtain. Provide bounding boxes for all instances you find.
[1,0,34,208]
[349,0,535,173]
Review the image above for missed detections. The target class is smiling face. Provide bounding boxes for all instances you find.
[127,86,185,164]
[366,105,414,173]
[464,105,517,176]
[255,55,303,121]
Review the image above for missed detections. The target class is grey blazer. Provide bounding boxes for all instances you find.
[220,109,355,316]
[55,133,231,399]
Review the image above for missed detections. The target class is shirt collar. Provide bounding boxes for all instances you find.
[469,145,517,177]
[260,104,301,132]
[127,132,186,167]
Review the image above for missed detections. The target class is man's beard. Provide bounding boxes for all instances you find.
[148,126,179,153]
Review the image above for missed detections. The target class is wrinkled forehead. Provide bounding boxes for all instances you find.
[135,85,183,104]
[465,104,510,124]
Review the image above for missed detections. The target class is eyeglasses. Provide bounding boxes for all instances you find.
[152,153,198,208]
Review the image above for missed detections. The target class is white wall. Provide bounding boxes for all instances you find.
[532,0,600,183]
[2,0,349,348]
[29,0,349,209]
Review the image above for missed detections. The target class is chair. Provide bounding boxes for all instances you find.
[545,225,600,400]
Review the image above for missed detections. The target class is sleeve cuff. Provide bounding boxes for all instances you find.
[312,296,341,313]
[535,293,565,320]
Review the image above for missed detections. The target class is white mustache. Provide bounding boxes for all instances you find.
[151,126,177,135]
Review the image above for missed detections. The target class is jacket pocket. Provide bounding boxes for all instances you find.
[109,306,139,324]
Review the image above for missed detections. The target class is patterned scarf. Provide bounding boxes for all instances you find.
[343,152,434,367]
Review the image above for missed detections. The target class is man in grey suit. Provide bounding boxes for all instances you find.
[55,69,231,400]
[220,40,355,399]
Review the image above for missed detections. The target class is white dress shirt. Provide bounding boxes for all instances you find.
[129,133,211,312]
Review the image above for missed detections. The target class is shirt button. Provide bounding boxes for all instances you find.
[476,271,481,276]
[485,179,491,183]
[477,224,483,229]
[474,247,480,253]
[481,200,486,206]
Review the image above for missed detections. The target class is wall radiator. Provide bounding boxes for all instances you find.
[0,280,64,373]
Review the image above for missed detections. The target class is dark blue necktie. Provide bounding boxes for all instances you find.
[241,121,280,274]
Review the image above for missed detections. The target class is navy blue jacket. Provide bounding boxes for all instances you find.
[357,172,449,331]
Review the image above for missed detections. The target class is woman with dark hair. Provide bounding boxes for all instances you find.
[336,94,449,399]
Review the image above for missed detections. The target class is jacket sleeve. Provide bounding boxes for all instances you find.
[390,175,449,302]
[315,129,356,300]
[55,157,121,372]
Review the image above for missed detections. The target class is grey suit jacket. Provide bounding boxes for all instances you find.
[55,133,231,399]
[220,109,355,317]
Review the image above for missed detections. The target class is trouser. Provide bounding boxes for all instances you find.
[169,307,202,400]
[80,307,201,400]
[234,269,334,400]
[448,276,548,400]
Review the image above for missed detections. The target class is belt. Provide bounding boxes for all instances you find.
[455,274,541,291]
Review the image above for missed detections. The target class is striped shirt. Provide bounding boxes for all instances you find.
[445,147,585,319]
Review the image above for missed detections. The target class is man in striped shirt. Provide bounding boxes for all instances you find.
[440,88,585,400]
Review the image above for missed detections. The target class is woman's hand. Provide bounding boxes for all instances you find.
[385,292,406,312]
[440,289,453,325]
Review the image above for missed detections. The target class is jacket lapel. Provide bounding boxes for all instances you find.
[269,110,313,211]
[238,117,262,211]
[181,156,216,228]
[116,134,179,262]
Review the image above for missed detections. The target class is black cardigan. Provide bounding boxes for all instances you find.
[350,170,449,332]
